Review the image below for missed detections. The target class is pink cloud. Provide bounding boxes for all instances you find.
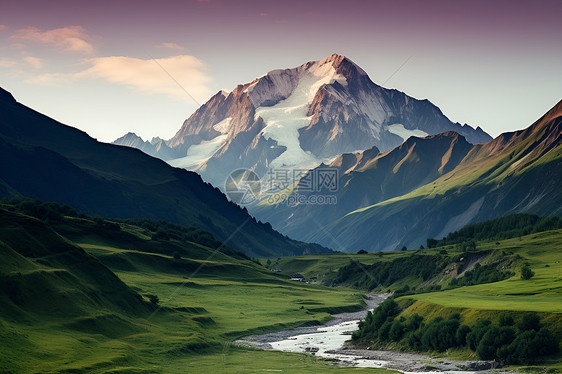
[77,55,213,101]
[23,56,43,69]
[0,58,18,68]
[161,42,185,51]
[11,26,95,54]
[0,25,8,30]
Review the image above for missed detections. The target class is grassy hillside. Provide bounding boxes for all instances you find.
[404,229,562,313]
[0,206,383,373]
[276,228,562,313]
[270,225,562,368]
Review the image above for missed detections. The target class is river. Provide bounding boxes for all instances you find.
[236,294,504,373]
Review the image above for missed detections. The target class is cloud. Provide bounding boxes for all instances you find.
[162,42,185,51]
[78,55,213,101]
[0,25,8,30]
[23,56,43,69]
[0,59,18,68]
[11,26,95,54]
[25,72,72,86]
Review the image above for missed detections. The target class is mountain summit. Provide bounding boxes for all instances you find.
[114,54,491,185]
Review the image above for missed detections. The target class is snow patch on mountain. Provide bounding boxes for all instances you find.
[387,124,429,141]
[213,117,232,134]
[255,62,347,169]
[168,117,232,169]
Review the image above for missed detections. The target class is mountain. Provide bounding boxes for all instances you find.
[113,54,491,185]
[306,99,562,251]
[252,131,474,239]
[113,132,182,160]
[0,87,330,257]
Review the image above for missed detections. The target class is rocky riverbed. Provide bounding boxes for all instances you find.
[236,293,510,373]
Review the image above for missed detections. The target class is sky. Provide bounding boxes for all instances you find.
[0,0,560,143]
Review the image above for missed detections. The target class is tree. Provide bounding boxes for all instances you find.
[401,246,407,251]
[521,265,535,280]
[357,249,368,254]
[476,326,515,360]
[499,314,515,327]
[518,313,540,332]
[389,319,405,341]
[427,238,438,248]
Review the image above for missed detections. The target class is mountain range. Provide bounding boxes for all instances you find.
[2,53,560,255]
[261,99,562,251]
[252,131,474,240]
[113,54,491,186]
[0,87,329,258]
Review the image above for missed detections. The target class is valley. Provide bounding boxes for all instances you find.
[1,200,561,372]
[0,202,379,373]
[0,16,560,373]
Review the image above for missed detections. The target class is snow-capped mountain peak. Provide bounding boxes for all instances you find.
[113,54,492,186]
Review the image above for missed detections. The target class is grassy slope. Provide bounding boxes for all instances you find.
[401,229,562,313]
[266,251,415,284]
[275,229,562,322]
[0,209,387,373]
[275,230,562,369]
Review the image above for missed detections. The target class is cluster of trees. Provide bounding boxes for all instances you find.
[4,198,121,232]
[2,198,85,223]
[448,263,513,288]
[122,218,249,260]
[353,299,559,364]
[427,214,562,248]
[334,255,445,290]
[125,218,220,247]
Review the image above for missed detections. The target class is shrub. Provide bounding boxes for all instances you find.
[521,265,535,280]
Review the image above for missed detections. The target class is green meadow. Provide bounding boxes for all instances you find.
[0,206,394,373]
[2,202,562,372]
